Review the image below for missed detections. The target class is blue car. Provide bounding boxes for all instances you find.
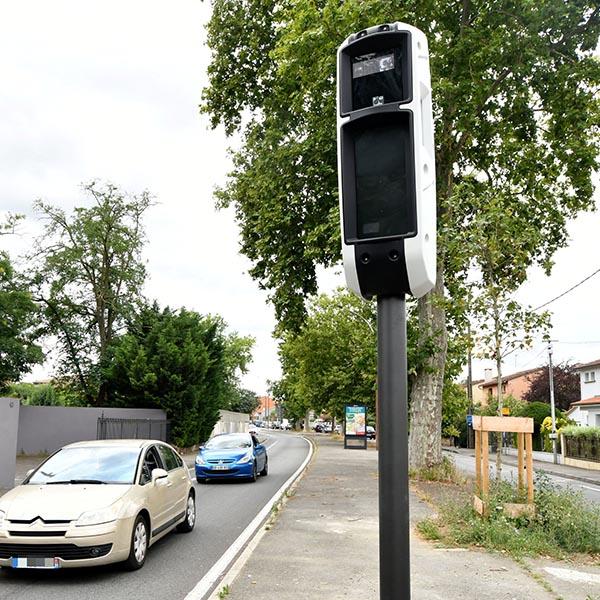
[195,432,268,483]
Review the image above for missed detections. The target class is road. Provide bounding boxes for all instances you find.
[447,450,600,503]
[0,430,310,600]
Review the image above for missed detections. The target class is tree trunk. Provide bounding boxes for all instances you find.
[408,265,448,470]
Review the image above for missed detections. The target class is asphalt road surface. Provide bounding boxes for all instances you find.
[0,431,310,600]
[447,450,600,503]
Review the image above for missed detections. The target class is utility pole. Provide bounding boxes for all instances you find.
[548,341,558,464]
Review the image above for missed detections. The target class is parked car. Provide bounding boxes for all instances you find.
[0,440,195,571]
[195,432,268,483]
[366,425,376,439]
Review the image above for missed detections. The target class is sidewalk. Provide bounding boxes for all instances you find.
[218,435,600,600]
[449,447,600,486]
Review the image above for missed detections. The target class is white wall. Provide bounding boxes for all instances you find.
[578,367,600,399]
[209,410,249,439]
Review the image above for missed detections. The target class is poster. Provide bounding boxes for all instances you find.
[345,405,366,436]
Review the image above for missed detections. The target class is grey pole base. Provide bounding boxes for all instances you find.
[377,296,410,600]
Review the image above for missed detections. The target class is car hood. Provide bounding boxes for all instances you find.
[0,484,131,521]
[200,448,251,461]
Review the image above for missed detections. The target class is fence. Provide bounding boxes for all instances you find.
[97,417,169,442]
[563,435,600,463]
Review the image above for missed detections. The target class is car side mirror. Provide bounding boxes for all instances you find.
[199,446,205,451]
[151,468,168,485]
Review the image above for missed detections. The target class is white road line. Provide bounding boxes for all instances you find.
[544,566,600,584]
[578,484,600,491]
[184,436,313,600]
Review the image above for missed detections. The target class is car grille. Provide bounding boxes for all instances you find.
[0,543,113,560]
[8,518,71,525]
[206,459,235,464]
[200,467,238,474]
[9,531,67,537]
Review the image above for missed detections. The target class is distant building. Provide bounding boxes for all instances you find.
[566,359,600,427]
[566,397,600,427]
[574,358,600,399]
[478,367,544,406]
[252,396,275,421]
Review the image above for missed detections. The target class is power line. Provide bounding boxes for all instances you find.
[534,266,600,311]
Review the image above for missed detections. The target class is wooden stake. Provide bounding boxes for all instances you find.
[475,429,482,495]
[526,432,534,504]
[481,431,489,505]
[517,432,524,494]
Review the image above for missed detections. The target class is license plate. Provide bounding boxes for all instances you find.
[211,465,229,471]
[11,557,60,569]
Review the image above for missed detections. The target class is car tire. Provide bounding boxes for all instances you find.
[176,492,196,533]
[123,514,149,571]
[260,457,268,477]
[249,461,258,482]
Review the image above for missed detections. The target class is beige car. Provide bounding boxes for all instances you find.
[0,439,195,570]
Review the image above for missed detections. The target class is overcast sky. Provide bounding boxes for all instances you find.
[1,1,599,396]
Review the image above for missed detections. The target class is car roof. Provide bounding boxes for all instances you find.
[63,439,163,450]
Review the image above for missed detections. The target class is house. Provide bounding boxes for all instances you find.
[574,358,600,399]
[251,396,275,422]
[566,397,600,427]
[567,359,600,427]
[478,367,544,406]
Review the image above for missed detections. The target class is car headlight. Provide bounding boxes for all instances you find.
[0,510,6,530]
[75,507,117,527]
[237,451,254,464]
[195,455,206,466]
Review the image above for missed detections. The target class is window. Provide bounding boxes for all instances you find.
[140,446,163,485]
[584,371,596,383]
[157,445,180,472]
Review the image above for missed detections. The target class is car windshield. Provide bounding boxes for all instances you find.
[204,435,252,450]
[27,446,141,485]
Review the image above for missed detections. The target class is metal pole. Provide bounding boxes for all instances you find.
[377,296,410,600]
[548,342,558,464]
[467,323,474,450]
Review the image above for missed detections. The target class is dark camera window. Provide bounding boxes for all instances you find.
[352,48,405,110]
[354,119,416,239]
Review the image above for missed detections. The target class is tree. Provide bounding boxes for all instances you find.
[0,252,44,390]
[277,289,377,424]
[441,381,470,442]
[202,1,600,468]
[523,362,580,412]
[105,303,254,446]
[229,388,260,415]
[30,182,152,405]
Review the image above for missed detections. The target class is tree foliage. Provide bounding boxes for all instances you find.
[523,362,580,412]
[228,387,260,415]
[105,303,254,446]
[30,182,152,404]
[0,252,44,390]
[202,1,600,467]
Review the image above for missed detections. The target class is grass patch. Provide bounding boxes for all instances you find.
[416,473,600,559]
[416,518,442,541]
[410,456,465,485]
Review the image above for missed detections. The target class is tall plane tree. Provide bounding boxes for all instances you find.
[202,1,600,468]
[30,182,152,405]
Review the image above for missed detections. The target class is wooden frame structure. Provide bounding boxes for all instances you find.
[472,416,535,517]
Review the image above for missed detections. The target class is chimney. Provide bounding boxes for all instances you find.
[484,368,493,382]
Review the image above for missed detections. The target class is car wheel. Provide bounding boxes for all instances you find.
[177,492,196,533]
[260,457,268,477]
[124,514,149,570]
[249,461,258,482]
